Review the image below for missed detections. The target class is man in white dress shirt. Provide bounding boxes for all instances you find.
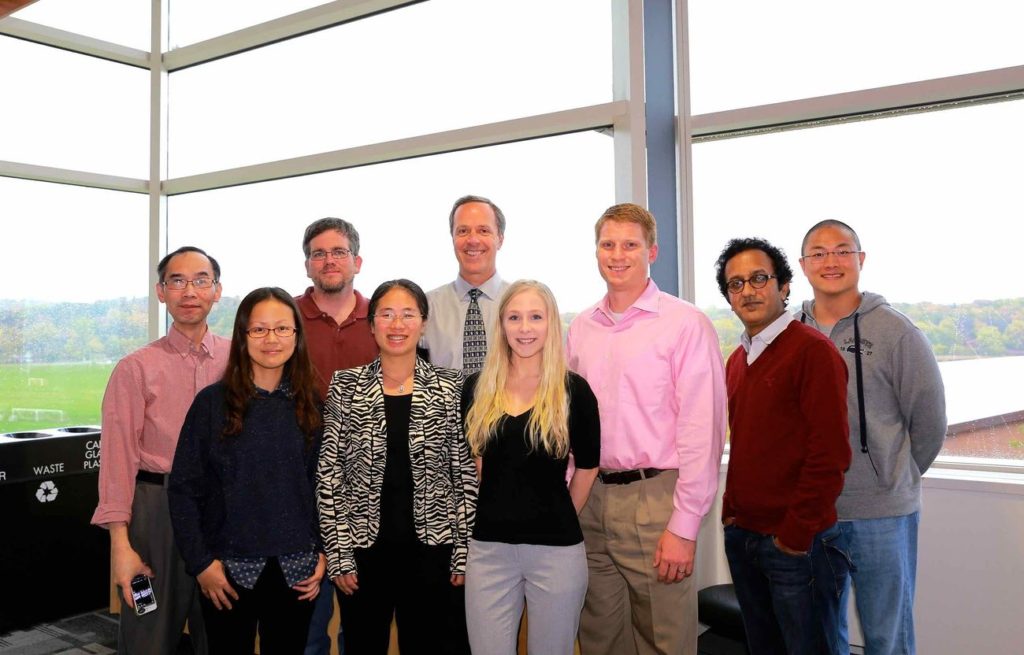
[422,194,510,374]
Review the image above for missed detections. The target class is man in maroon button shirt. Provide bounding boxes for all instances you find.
[297,217,378,655]
[295,217,379,398]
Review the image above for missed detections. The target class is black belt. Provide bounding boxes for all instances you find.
[136,470,168,486]
[598,468,667,485]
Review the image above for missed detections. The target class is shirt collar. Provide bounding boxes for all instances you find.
[740,311,794,351]
[592,278,660,323]
[167,322,218,358]
[455,273,504,301]
[255,378,293,397]
[298,287,370,320]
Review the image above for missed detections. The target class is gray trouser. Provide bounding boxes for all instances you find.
[120,481,207,655]
[465,539,588,655]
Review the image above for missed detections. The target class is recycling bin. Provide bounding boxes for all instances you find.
[0,427,108,633]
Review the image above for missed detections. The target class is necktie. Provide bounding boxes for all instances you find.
[462,288,486,373]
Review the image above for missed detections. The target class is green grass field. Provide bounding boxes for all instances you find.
[0,362,113,433]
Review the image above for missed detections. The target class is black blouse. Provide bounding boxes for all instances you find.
[377,393,416,545]
[461,372,600,546]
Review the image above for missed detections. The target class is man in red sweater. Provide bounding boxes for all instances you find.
[714,237,852,655]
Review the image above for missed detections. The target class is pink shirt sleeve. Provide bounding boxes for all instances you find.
[91,357,147,527]
[666,312,728,540]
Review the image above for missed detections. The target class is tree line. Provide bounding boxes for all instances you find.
[703,298,1024,361]
[2,296,1022,365]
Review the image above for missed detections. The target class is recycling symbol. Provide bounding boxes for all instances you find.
[36,480,59,503]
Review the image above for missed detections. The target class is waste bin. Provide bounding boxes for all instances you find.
[0,426,108,634]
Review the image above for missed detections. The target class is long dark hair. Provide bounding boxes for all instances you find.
[222,287,321,444]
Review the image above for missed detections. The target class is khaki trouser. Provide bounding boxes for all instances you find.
[577,470,697,655]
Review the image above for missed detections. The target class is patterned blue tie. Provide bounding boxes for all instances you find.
[462,288,486,373]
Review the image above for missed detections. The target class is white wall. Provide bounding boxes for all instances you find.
[695,466,1024,654]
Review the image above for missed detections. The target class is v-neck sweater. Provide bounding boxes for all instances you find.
[723,322,851,551]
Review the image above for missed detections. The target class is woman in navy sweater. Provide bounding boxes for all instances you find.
[169,287,326,654]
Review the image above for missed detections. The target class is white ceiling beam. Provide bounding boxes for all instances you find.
[0,17,149,67]
[163,0,423,71]
[164,101,626,195]
[692,65,1024,139]
[0,160,149,192]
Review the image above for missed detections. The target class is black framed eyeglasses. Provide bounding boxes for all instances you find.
[726,273,777,294]
[246,326,297,338]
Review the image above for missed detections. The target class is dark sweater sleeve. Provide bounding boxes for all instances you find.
[461,372,479,427]
[776,339,852,551]
[720,348,743,523]
[168,386,218,578]
[568,373,600,469]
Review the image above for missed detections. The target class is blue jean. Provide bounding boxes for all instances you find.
[838,512,919,655]
[304,578,343,655]
[724,523,852,655]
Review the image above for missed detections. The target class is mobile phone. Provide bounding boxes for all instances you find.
[130,574,158,616]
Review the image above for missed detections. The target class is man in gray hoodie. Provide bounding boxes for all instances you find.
[797,219,947,655]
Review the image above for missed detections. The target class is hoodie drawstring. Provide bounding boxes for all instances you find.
[801,310,877,475]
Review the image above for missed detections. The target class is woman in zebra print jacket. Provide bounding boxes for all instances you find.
[316,279,477,654]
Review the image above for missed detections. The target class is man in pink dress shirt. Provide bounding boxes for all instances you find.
[91,246,230,655]
[567,204,727,655]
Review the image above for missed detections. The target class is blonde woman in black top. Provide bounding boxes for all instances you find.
[462,280,600,655]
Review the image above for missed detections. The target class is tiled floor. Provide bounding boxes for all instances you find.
[0,610,117,655]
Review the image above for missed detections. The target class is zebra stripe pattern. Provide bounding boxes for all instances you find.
[316,356,478,577]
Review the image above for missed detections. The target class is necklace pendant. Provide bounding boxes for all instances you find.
[399,383,406,393]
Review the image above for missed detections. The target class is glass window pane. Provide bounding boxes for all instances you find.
[690,0,1024,114]
[692,100,1024,462]
[11,0,150,50]
[169,0,327,47]
[0,178,149,431]
[0,37,149,177]
[167,131,613,334]
[168,0,611,177]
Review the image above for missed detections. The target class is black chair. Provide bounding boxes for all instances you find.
[698,584,748,655]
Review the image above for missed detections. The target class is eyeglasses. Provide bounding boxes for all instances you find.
[726,273,777,294]
[161,278,217,290]
[374,311,423,324]
[309,248,353,261]
[800,249,861,263]
[246,326,297,338]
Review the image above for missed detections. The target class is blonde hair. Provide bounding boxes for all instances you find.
[465,280,570,458]
[594,202,658,248]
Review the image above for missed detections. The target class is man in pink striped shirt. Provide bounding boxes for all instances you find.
[91,246,230,655]
[567,204,727,655]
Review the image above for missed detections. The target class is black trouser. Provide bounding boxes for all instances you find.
[338,541,467,655]
[199,557,315,655]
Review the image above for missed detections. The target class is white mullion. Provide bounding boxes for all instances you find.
[674,0,694,301]
[163,0,423,70]
[164,101,626,196]
[692,65,1024,139]
[0,160,147,192]
[611,0,647,206]
[147,0,168,340]
[0,17,148,67]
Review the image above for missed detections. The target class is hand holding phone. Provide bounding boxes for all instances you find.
[130,574,158,616]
